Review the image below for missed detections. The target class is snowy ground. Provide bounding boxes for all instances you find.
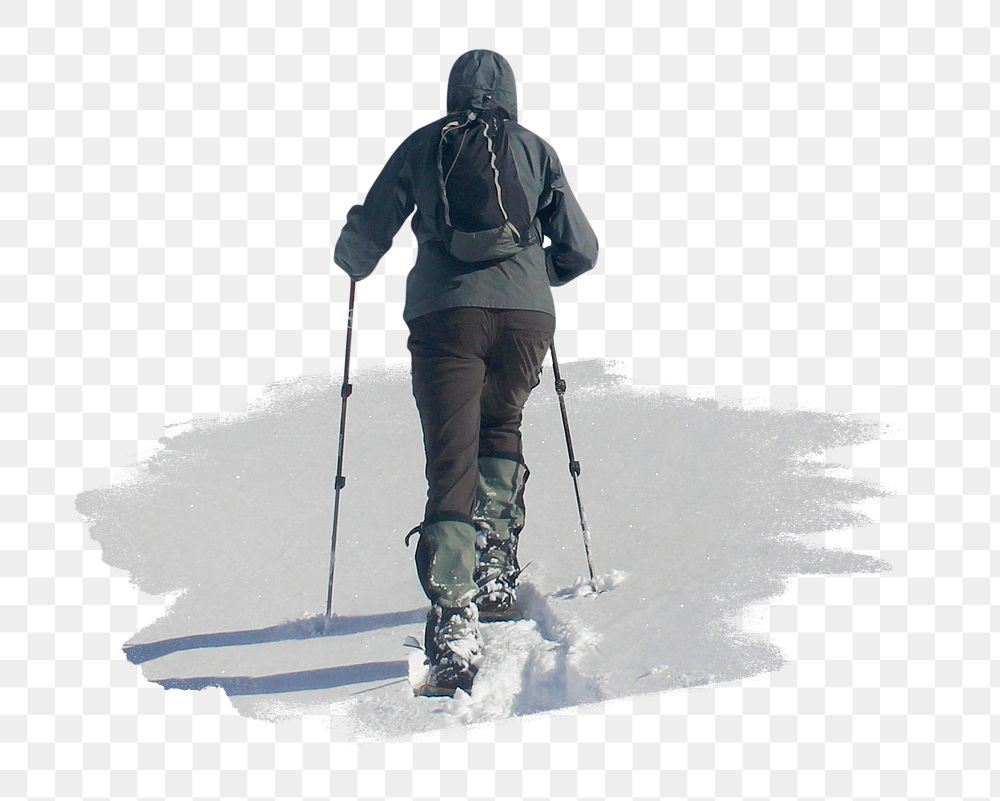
[76,360,888,739]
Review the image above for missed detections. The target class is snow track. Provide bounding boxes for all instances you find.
[336,579,605,739]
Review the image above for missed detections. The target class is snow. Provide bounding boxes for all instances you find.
[552,568,629,598]
[75,360,888,739]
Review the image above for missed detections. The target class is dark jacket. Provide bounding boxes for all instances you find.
[333,49,599,324]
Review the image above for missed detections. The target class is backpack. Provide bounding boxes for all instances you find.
[435,105,534,263]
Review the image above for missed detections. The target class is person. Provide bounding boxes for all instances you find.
[333,49,598,696]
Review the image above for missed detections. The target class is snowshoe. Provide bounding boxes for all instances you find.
[413,602,484,698]
[477,596,525,623]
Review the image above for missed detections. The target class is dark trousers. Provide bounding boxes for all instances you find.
[406,306,556,521]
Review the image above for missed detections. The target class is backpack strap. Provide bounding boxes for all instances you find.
[475,113,520,244]
[437,111,478,229]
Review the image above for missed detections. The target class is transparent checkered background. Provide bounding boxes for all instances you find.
[3,1,995,798]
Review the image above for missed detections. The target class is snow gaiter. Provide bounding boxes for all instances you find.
[472,455,529,603]
[409,512,479,608]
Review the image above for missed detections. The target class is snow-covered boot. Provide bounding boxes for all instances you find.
[416,602,484,697]
[472,455,529,621]
[405,514,485,697]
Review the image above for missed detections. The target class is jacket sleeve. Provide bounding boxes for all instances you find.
[333,136,415,280]
[536,147,599,287]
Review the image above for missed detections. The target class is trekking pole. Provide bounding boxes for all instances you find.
[325,278,357,620]
[549,339,598,592]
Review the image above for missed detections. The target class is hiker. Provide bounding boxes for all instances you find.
[333,49,599,696]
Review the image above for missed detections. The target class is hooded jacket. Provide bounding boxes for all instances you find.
[333,49,599,324]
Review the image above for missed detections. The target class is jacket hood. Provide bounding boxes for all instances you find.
[446,49,518,122]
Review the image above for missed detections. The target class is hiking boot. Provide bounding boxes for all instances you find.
[472,455,529,621]
[418,602,484,696]
[473,546,524,621]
